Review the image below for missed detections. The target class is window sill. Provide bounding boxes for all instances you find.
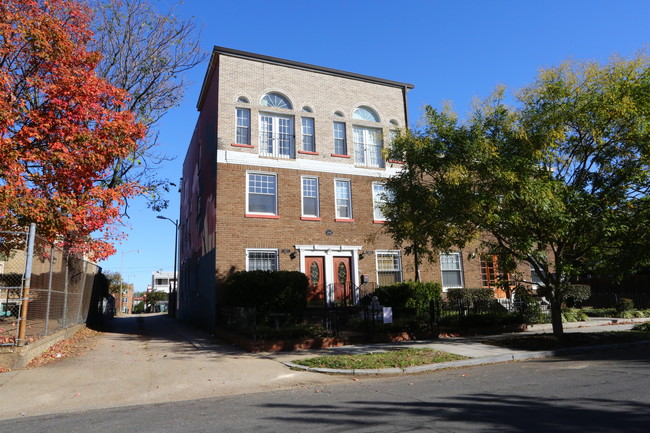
[298,150,319,155]
[335,218,355,223]
[387,159,404,164]
[300,216,322,221]
[331,154,351,158]
[373,220,386,224]
[231,143,254,148]
[245,214,280,219]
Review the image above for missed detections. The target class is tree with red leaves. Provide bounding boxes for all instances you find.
[0,0,145,260]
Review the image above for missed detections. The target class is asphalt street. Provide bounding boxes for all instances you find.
[1,344,649,432]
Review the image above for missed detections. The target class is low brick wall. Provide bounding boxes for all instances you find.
[0,324,85,370]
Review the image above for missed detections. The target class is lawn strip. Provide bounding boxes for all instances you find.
[293,348,466,370]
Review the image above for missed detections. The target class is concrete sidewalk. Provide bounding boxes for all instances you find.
[0,314,648,420]
[281,317,650,374]
[0,314,348,420]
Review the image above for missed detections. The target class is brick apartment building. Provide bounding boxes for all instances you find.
[177,46,538,330]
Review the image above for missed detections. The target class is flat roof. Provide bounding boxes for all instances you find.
[197,46,414,110]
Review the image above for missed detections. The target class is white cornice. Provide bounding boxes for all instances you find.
[217,150,401,178]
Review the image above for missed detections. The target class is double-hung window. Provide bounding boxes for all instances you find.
[301,117,315,152]
[372,183,392,221]
[247,172,277,216]
[333,122,347,155]
[301,176,319,218]
[376,250,402,286]
[246,249,278,271]
[236,108,250,145]
[334,179,352,220]
[259,114,294,158]
[440,253,464,289]
[353,126,383,168]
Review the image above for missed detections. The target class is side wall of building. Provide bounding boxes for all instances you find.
[177,62,219,329]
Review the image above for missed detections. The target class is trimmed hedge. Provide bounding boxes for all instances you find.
[372,281,442,315]
[221,270,308,318]
[564,284,591,307]
[446,287,494,304]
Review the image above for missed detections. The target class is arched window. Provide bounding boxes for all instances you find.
[389,119,399,126]
[237,96,250,103]
[353,106,380,122]
[302,106,313,113]
[260,92,292,109]
[334,110,345,117]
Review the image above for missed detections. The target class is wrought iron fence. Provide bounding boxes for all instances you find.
[0,225,101,346]
[585,292,650,309]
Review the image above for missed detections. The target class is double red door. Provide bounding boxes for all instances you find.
[304,256,352,305]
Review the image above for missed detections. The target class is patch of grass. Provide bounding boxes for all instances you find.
[483,331,650,351]
[293,348,467,370]
[633,322,650,332]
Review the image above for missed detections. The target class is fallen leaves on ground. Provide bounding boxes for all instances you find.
[28,327,101,367]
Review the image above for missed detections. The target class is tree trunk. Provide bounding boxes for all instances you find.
[550,296,564,337]
[414,245,420,282]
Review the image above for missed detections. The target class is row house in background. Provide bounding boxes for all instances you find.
[178,46,538,330]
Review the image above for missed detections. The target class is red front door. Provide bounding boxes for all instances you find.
[305,256,325,305]
[333,256,352,305]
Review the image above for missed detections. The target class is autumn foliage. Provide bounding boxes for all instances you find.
[0,0,145,259]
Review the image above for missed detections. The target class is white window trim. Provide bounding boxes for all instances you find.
[301,176,320,218]
[334,179,352,220]
[259,112,295,159]
[375,250,403,285]
[301,117,315,152]
[246,171,278,216]
[372,182,390,221]
[353,125,384,168]
[440,252,464,291]
[246,248,279,271]
[333,121,347,155]
[236,107,251,145]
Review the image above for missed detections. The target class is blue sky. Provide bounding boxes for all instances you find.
[99,0,650,292]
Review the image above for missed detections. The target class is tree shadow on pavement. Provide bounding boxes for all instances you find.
[260,393,650,432]
[90,313,253,359]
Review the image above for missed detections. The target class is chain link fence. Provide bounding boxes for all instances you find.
[1,226,101,346]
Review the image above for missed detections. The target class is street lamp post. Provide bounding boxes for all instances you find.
[157,215,178,317]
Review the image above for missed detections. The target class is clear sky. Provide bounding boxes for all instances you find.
[98,0,650,292]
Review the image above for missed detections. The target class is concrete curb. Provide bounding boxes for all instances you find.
[283,339,650,375]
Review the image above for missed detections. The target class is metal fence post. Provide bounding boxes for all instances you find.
[44,245,55,335]
[76,261,88,323]
[63,255,69,327]
[17,223,36,346]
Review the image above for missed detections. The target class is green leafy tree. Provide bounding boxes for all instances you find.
[143,290,167,313]
[103,271,124,296]
[385,52,650,336]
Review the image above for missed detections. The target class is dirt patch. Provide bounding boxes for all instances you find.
[27,326,101,368]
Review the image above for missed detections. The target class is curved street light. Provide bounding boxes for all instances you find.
[157,215,178,317]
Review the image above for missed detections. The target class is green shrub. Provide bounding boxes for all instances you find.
[616,298,635,313]
[564,284,591,307]
[632,322,650,332]
[221,270,308,318]
[372,281,442,321]
[581,308,617,317]
[562,308,589,323]
[446,288,494,304]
